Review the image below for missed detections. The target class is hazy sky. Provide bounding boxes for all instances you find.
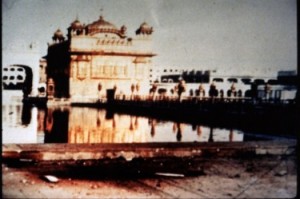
[2,0,297,76]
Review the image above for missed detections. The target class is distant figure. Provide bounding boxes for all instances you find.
[150,120,156,137]
[227,83,237,101]
[177,79,186,101]
[131,83,135,100]
[251,82,258,101]
[170,88,174,95]
[208,127,214,142]
[198,84,205,98]
[209,82,217,98]
[189,89,194,97]
[98,83,102,100]
[220,89,224,98]
[264,83,271,100]
[176,122,182,142]
[230,83,236,97]
[237,90,242,97]
[149,83,158,100]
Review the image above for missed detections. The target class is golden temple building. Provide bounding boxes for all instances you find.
[46,15,155,102]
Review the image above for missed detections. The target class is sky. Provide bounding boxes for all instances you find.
[2,0,297,76]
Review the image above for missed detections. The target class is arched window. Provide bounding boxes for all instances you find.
[17,75,23,80]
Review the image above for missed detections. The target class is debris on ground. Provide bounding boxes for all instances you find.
[275,170,288,177]
[155,172,185,177]
[42,175,59,183]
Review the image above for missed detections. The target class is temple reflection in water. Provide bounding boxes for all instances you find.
[2,105,245,144]
[68,108,149,143]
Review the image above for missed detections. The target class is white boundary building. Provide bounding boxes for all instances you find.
[2,42,40,103]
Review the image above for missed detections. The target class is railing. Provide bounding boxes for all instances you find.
[113,94,295,105]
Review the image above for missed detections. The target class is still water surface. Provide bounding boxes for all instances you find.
[2,104,286,144]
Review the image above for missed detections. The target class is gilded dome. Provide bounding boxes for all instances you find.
[86,16,119,35]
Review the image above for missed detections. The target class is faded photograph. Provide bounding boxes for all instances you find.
[2,0,297,198]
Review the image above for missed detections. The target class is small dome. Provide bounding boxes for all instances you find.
[53,29,64,38]
[70,19,83,29]
[52,29,65,42]
[140,22,150,29]
[120,25,127,35]
[53,29,64,37]
[136,22,153,35]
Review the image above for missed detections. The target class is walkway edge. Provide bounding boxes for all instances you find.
[2,140,296,162]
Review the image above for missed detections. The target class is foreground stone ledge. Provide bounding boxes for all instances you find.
[2,140,296,162]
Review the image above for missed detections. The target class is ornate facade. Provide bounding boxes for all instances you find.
[46,15,155,102]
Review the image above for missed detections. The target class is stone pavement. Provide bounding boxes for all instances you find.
[2,148,297,198]
[2,156,297,198]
